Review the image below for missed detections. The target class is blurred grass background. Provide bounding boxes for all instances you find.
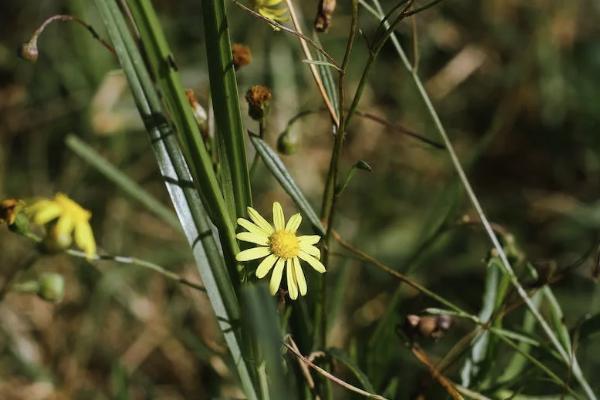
[0,0,599,398]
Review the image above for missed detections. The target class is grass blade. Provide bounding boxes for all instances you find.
[125,0,240,263]
[201,0,252,216]
[250,135,325,235]
[65,134,179,230]
[93,2,257,397]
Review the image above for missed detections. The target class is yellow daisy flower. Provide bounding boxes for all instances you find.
[252,0,288,23]
[25,193,96,258]
[235,202,325,299]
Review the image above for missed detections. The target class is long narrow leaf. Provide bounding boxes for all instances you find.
[125,0,240,263]
[93,2,257,398]
[201,0,252,217]
[251,136,325,235]
[65,134,179,230]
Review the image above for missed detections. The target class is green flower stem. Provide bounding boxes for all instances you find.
[317,0,359,352]
[363,1,596,398]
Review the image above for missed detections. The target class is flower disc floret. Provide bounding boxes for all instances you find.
[269,230,299,259]
[235,202,325,300]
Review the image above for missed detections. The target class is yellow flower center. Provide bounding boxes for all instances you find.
[269,230,299,259]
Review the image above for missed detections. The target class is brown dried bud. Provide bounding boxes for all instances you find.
[314,0,336,32]
[19,40,39,63]
[245,85,272,121]
[1,199,21,225]
[404,314,453,340]
[185,89,209,137]
[232,43,252,70]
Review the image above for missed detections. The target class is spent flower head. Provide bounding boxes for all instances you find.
[25,193,96,258]
[235,202,325,299]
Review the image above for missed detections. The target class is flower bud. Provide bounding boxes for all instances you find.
[19,40,39,63]
[245,85,272,121]
[277,130,299,155]
[37,273,65,303]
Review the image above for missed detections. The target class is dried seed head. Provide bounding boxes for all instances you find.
[232,43,252,70]
[314,0,336,32]
[245,85,272,121]
[404,314,453,340]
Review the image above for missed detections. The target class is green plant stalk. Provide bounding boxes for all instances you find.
[363,1,596,398]
[125,0,241,266]
[200,0,252,217]
[65,134,179,230]
[318,0,359,352]
[94,2,257,397]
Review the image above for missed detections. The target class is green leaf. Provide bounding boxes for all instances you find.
[242,284,291,400]
[65,134,179,230]
[94,2,257,398]
[126,0,240,265]
[251,136,325,235]
[328,347,376,393]
[201,0,252,216]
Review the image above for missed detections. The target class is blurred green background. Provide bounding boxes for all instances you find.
[0,0,599,399]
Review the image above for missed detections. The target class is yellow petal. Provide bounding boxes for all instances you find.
[236,231,269,246]
[298,235,321,246]
[269,258,285,295]
[272,202,285,231]
[256,254,278,278]
[247,207,274,234]
[293,257,307,296]
[263,0,282,6]
[74,220,96,258]
[299,243,320,258]
[31,202,62,225]
[237,218,268,236]
[298,251,326,273]
[285,213,302,233]
[55,214,75,238]
[286,258,298,300]
[236,246,271,262]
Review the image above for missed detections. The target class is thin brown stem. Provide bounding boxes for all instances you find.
[283,0,340,127]
[284,336,388,400]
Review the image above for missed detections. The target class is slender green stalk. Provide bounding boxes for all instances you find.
[93,2,257,397]
[316,0,359,352]
[65,134,179,230]
[363,1,596,398]
[200,0,252,217]
[125,0,240,265]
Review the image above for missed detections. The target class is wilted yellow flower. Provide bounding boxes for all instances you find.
[236,202,325,300]
[253,0,288,24]
[25,193,96,258]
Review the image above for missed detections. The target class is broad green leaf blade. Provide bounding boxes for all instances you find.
[250,136,325,235]
[201,0,252,217]
[65,134,179,230]
[94,2,257,398]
